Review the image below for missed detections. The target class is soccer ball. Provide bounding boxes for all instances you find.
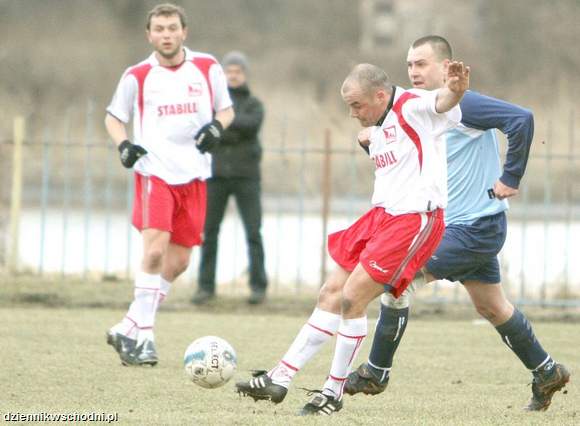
[183,336,237,389]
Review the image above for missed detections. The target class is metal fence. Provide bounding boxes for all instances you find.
[1,106,579,307]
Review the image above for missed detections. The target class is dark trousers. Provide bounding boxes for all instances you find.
[198,177,267,293]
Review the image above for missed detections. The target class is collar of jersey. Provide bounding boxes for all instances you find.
[148,47,194,68]
[376,85,397,126]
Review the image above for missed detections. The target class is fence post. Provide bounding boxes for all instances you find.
[39,127,51,275]
[8,116,25,273]
[320,129,332,287]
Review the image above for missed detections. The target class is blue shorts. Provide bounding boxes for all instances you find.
[425,211,507,284]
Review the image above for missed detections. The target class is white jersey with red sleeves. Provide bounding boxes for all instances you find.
[106,48,233,184]
[369,87,461,215]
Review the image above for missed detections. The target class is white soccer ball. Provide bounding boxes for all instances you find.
[183,336,237,389]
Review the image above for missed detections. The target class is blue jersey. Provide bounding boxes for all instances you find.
[444,91,534,225]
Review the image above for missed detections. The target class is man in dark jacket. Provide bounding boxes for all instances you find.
[193,51,268,305]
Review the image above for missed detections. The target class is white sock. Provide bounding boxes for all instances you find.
[137,329,154,345]
[110,316,138,340]
[159,277,171,304]
[268,308,341,388]
[323,316,367,399]
[136,278,170,345]
[125,271,161,343]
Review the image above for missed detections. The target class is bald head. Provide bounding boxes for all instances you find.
[341,63,392,97]
[341,63,393,127]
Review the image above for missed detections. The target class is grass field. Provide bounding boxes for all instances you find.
[1,278,579,425]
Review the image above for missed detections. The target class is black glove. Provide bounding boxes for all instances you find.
[194,119,223,153]
[118,140,147,168]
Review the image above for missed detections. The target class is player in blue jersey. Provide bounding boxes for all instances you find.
[344,35,570,411]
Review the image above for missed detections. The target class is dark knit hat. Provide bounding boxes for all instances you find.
[222,51,249,72]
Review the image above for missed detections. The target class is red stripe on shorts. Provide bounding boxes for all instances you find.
[389,211,437,286]
[141,175,150,229]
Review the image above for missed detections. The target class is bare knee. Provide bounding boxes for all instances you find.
[318,278,343,312]
[474,300,513,325]
[341,286,367,318]
[341,295,356,316]
[143,246,166,270]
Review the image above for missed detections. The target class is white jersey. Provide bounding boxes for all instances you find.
[107,48,233,184]
[369,87,461,215]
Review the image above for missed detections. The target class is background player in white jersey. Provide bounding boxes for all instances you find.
[236,61,469,415]
[345,35,570,412]
[104,3,234,366]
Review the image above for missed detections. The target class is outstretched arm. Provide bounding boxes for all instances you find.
[435,61,470,113]
[459,91,534,198]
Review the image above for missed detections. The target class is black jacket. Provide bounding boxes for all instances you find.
[212,85,264,179]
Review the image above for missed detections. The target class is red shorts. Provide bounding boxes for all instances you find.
[132,173,207,248]
[328,207,445,298]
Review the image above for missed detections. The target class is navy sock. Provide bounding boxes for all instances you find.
[495,308,553,372]
[367,304,409,382]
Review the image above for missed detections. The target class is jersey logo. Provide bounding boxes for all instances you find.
[157,103,198,116]
[383,125,397,144]
[374,150,397,169]
[188,83,202,97]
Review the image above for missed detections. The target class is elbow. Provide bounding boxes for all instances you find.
[520,108,534,130]
[508,108,534,138]
[519,108,534,138]
[525,108,534,129]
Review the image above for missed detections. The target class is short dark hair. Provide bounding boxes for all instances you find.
[146,3,187,30]
[412,35,452,60]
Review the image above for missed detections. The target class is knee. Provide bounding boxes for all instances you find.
[474,300,512,323]
[243,222,262,239]
[246,230,262,243]
[340,285,366,317]
[341,293,368,318]
[318,279,342,308]
[143,246,166,269]
[381,289,411,310]
[473,301,493,321]
[341,294,356,316]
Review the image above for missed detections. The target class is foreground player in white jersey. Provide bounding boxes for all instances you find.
[104,3,234,366]
[236,61,469,415]
[345,35,570,411]
[346,35,570,411]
